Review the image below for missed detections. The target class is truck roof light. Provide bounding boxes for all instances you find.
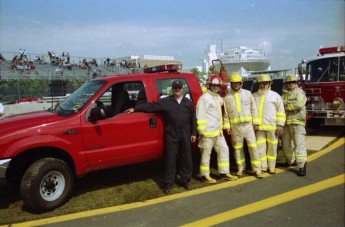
[144,64,182,73]
[319,46,345,55]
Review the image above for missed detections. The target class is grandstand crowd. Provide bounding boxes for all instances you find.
[0,50,142,82]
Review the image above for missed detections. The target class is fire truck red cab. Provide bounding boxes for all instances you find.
[298,46,345,127]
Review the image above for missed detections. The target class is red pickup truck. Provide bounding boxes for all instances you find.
[0,64,203,212]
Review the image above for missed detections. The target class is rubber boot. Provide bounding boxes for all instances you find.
[297,162,307,176]
[236,169,244,176]
[202,175,217,184]
[268,168,276,174]
[220,173,238,181]
[255,171,264,179]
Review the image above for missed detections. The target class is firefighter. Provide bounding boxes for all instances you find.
[196,75,238,183]
[281,74,308,176]
[201,86,207,93]
[125,80,197,194]
[223,72,263,179]
[253,74,286,174]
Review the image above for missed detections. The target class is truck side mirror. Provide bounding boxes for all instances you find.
[89,106,106,122]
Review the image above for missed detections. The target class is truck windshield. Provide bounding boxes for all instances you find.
[56,80,106,116]
[306,56,345,82]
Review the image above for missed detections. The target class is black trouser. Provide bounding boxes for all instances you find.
[164,136,193,186]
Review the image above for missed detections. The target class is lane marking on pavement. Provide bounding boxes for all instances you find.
[8,137,344,227]
[181,174,345,227]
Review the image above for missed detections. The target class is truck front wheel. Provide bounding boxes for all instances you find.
[20,158,74,213]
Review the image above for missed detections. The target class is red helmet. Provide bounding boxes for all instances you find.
[207,75,224,86]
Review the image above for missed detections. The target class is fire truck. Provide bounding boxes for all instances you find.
[298,46,345,127]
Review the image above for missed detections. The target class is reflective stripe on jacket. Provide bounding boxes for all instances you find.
[223,88,259,129]
[196,90,223,137]
[253,89,286,131]
[282,87,307,126]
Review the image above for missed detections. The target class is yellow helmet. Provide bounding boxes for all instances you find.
[201,86,207,93]
[229,72,243,83]
[257,74,272,83]
[284,74,298,83]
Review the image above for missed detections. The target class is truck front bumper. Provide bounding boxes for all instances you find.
[0,159,11,185]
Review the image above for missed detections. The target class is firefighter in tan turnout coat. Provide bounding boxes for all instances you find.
[253,74,286,174]
[223,72,263,179]
[196,75,238,183]
[281,74,308,176]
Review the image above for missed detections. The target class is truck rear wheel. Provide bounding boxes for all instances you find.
[307,118,322,129]
[20,158,74,213]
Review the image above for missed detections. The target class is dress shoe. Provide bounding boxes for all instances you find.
[297,162,307,176]
[201,175,217,184]
[182,182,192,190]
[163,185,172,194]
[220,173,238,181]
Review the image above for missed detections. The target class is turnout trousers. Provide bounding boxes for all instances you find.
[199,135,230,177]
[231,122,261,173]
[282,124,307,168]
[256,130,278,171]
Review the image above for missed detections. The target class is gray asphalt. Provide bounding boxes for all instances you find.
[40,136,344,227]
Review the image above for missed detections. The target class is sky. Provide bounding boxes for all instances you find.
[0,0,344,71]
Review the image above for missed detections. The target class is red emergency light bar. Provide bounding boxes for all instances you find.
[319,46,345,55]
[144,64,182,73]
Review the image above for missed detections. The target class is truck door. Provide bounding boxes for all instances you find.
[81,80,164,171]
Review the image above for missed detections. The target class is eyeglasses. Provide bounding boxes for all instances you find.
[286,81,297,84]
[173,86,182,90]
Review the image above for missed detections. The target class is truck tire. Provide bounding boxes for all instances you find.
[307,118,322,129]
[20,158,74,213]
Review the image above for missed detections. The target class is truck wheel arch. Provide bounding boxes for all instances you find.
[6,147,76,186]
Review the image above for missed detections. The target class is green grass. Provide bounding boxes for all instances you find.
[0,153,208,225]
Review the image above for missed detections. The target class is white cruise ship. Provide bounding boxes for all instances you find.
[203,44,271,76]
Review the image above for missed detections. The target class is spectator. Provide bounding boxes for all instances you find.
[28,61,36,72]
[90,58,98,67]
[19,49,24,59]
[0,53,5,62]
[66,52,70,64]
[23,49,27,60]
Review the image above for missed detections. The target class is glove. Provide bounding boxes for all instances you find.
[275,125,284,136]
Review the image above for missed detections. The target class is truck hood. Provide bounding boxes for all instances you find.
[0,110,66,136]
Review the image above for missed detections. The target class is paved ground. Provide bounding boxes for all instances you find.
[305,126,343,151]
[11,126,344,227]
